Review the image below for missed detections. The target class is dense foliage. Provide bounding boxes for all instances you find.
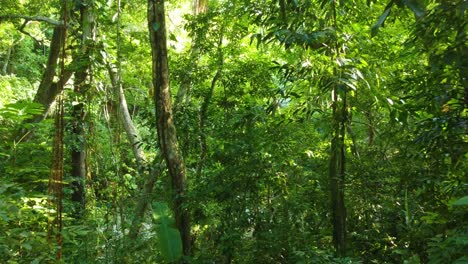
[0,0,466,263]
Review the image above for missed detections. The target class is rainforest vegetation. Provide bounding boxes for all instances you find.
[0,0,466,263]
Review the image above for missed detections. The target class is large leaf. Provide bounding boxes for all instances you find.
[0,102,44,121]
[153,202,182,263]
[452,196,468,206]
[402,0,425,18]
[153,202,175,226]
[155,224,183,263]
[371,1,394,37]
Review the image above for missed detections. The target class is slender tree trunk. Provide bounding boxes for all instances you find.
[192,0,208,15]
[18,17,73,140]
[31,25,72,122]
[329,0,346,256]
[34,26,63,105]
[329,83,347,257]
[366,110,374,146]
[127,162,161,241]
[2,42,12,75]
[196,34,223,177]
[71,0,95,215]
[107,64,147,168]
[175,0,208,107]
[105,0,156,243]
[148,0,192,256]
[109,60,158,243]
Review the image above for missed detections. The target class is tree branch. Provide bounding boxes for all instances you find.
[0,15,64,27]
[18,20,44,45]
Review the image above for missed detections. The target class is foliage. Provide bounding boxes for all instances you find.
[0,0,466,263]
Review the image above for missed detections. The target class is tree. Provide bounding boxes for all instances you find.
[70,0,96,215]
[148,0,192,257]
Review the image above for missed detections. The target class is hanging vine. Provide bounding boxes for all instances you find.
[47,0,67,260]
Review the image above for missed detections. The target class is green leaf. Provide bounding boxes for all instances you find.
[452,196,468,206]
[155,224,183,263]
[0,102,44,120]
[22,243,32,251]
[371,1,393,37]
[153,202,182,262]
[153,202,175,226]
[402,0,425,18]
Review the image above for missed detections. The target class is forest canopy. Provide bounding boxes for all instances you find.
[0,0,466,263]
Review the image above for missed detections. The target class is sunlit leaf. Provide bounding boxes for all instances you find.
[371,1,393,37]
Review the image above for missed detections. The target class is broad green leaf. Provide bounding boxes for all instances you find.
[452,196,468,206]
[22,243,32,251]
[153,202,182,262]
[0,102,44,120]
[402,0,425,18]
[153,202,175,226]
[155,224,182,263]
[371,1,393,37]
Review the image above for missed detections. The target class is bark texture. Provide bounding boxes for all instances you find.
[20,21,71,139]
[148,0,192,256]
[32,26,71,121]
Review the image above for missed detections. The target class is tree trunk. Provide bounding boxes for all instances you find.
[175,0,208,107]
[127,162,161,241]
[366,110,374,146]
[196,34,223,177]
[109,60,158,243]
[31,25,72,123]
[329,83,347,257]
[105,0,155,243]
[107,64,147,168]
[18,20,72,140]
[148,0,192,256]
[33,26,62,108]
[71,0,95,215]
[2,41,12,75]
[329,1,347,256]
[192,0,208,15]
